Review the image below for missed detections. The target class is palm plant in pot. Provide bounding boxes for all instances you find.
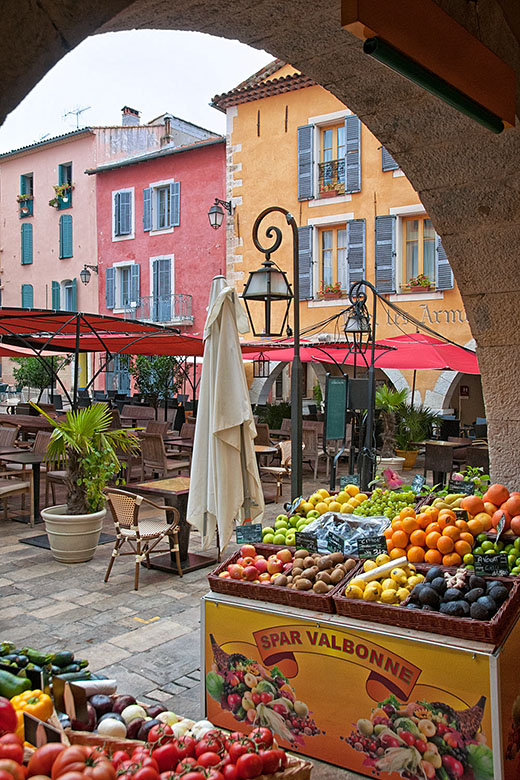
[32,402,139,563]
[395,402,441,469]
[375,385,408,470]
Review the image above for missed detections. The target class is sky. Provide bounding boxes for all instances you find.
[0,30,273,154]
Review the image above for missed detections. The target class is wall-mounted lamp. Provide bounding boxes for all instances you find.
[80,264,99,286]
[208,198,232,230]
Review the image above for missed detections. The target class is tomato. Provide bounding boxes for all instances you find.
[257,750,280,775]
[228,742,255,764]
[27,748,67,780]
[26,776,51,780]
[174,758,196,774]
[196,753,221,769]
[135,760,157,774]
[51,773,85,780]
[249,729,273,749]
[235,754,263,780]
[145,726,173,746]
[0,760,25,780]
[179,774,205,780]
[109,754,129,772]
[51,748,115,780]
[172,737,195,761]
[0,738,21,749]
[149,744,178,774]
[195,736,224,758]
[259,693,272,704]
[132,769,158,780]
[271,750,287,770]
[221,767,239,780]
[206,772,224,780]
[0,747,22,765]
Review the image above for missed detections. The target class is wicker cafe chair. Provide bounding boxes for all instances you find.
[259,439,293,500]
[104,488,182,590]
[0,472,33,525]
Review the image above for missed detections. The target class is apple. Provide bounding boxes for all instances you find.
[242,556,255,566]
[259,572,271,582]
[240,544,257,558]
[276,514,288,523]
[267,558,283,574]
[262,527,275,536]
[219,571,231,578]
[254,554,266,561]
[263,534,275,544]
[236,557,245,567]
[243,565,259,581]
[276,548,293,563]
[274,519,288,529]
[254,558,268,573]
[282,562,293,572]
[228,564,244,579]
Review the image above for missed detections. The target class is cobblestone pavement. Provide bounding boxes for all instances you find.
[1,462,423,779]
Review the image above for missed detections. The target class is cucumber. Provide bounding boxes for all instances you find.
[53,671,91,681]
[60,663,81,673]
[53,651,75,668]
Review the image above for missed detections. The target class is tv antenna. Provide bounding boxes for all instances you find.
[63,106,91,128]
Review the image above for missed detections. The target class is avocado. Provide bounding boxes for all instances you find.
[477,595,497,616]
[466,587,485,604]
[419,586,441,609]
[458,599,470,616]
[470,601,489,620]
[443,587,464,602]
[469,574,486,590]
[426,566,444,583]
[440,601,466,617]
[430,577,447,594]
[486,580,502,591]
[488,585,508,605]
[410,583,425,603]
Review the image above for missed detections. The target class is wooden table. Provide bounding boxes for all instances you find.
[125,477,217,574]
[0,413,55,434]
[0,451,46,524]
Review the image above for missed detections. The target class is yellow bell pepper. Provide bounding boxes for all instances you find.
[10,689,53,723]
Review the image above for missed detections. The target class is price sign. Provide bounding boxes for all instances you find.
[411,474,426,493]
[448,479,475,495]
[474,553,510,577]
[340,474,360,488]
[327,531,345,554]
[235,524,263,544]
[495,512,507,543]
[295,532,318,554]
[23,714,62,746]
[357,535,388,559]
[453,509,469,523]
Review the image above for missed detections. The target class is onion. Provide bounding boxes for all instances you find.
[137,719,161,742]
[88,695,113,717]
[147,704,166,718]
[97,718,127,738]
[126,718,145,739]
[112,694,137,714]
[71,702,96,732]
[121,704,148,724]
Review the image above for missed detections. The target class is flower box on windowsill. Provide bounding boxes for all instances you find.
[319,189,339,199]
[318,290,346,300]
[402,285,434,293]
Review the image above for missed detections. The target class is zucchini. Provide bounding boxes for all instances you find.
[0,642,16,656]
[54,671,91,681]
[0,669,31,697]
[60,663,81,673]
[53,651,74,668]
[21,647,54,666]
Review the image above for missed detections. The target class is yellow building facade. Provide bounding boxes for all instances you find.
[212,62,485,425]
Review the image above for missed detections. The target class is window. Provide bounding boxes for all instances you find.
[59,214,73,258]
[62,279,77,311]
[313,220,365,297]
[105,263,140,310]
[59,163,72,186]
[21,223,33,265]
[19,173,34,218]
[143,182,180,232]
[319,125,345,195]
[57,163,73,209]
[297,114,360,202]
[21,284,33,309]
[20,173,33,196]
[151,257,172,321]
[113,190,133,238]
[402,216,435,286]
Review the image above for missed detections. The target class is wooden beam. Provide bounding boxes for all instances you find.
[342,0,515,126]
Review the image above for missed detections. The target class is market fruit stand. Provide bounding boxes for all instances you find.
[201,486,520,780]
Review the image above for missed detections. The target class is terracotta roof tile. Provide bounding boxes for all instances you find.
[211,72,317,112]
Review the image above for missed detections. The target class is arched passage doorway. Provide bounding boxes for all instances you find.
[2,0,519,482]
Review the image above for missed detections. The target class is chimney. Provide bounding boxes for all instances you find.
[161,114,175,147]
[121,106,140,126]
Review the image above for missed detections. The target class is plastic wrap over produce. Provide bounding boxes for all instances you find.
[303,512,390,554]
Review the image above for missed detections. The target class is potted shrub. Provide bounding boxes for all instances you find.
[375,385,408,471]
[395,402,441,469]
[33,402,139,563]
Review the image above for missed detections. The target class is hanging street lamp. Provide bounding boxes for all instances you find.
[208,198,232,230]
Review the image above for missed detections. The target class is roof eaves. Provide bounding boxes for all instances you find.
[85,135,225,175]
[0,128,94,159]
[211,73,316,112]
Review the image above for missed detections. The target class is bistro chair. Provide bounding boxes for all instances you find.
[140,433,190,480]
[423,443,454,487]
[145,419,171,437]
[302,427,328,479]
[104,488,182,589]
[259,439,293,500]
[0,472,33,525]
[448,436,472,469]
[180,422,196,441]
[465,445,490,472]
[0,426,19,449]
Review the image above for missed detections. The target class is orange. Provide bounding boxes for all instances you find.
[384,527,394,540]
[483,484,510,507]
[425,522,441,535]
[424,549,442,564]
[460,495,485,516]
[401,516,419,535]
[484,501,498,516]
[392,520,405,533]
[473,512,492,531]
[455,539,472,557]
[391,530,409,549]
[442,525,461,541]
[442,552,462,567]
[437,536,454,555]
[416,513,431,529]
[410,529,426,547]
[425,531,441,549]
[399,507,416,521]
[467,517,484,536]
[390,547,407,560]
[492,509,511,531]
[455,519,471,534]
[386,538,395,553]
[460,532,475,546]
[407,546,425,563]
[438,513,456,529]
[438,508,457,520]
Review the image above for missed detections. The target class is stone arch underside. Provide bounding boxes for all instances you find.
[3,0,520,483]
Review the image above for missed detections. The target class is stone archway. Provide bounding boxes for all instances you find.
[2,0,520,483]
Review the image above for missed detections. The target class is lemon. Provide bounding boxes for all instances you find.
[366,580,381,595]
[363,559,377,573]
[380,589,398,604]
[407,575,423,589]
[396,587,410,602]
[363,586,380,601]
[309,494,321,505]
[329,501,342,512]
[375,553,391,566]
[348,497,361,508]
[390,567,408,585]
[318,489,330,499]
[301,502,314,514]
[315,502,328,515]
[346,484,360,497]
[349,578,366,591]
[381,578,398,591]
[357,493,368,502]
[341,503,352,514]
[336,491,349,504]
[406,563,417,574]
[345,584,364,599]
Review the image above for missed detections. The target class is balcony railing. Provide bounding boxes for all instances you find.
[122,294,193,324]
[318,158,345,197]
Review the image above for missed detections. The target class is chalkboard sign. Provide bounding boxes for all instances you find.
[474,553,509,577]
[325,375,347,442]
[448,479,475,495]
[327,531,345,554]
[411,474,426,493]
[357,535,388,559]
[495,513,506,543]
[295,532,318,554]
[236,524,263,544]
[340,474,360,489]
[453,509,469,523]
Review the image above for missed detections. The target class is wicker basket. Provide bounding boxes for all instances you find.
[332,566,520,645]
[207,544,360,614]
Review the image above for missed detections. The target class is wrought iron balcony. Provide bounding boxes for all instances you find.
[318,158,345,197]
[122,294,193,324]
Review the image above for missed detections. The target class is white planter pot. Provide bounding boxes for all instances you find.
[41,504,106,563]
[377,456,406,472]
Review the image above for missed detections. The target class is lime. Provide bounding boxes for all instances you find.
[514,538,520,551]
[485,549,497,555]
[481,541,495,552]
[508,555,517,568]
[463,553,474,565]
[511,567,520,576]
[465,564,475,570]
[476,533,488,543]
[473,546,484,555]
[496,541,505,552]
[505,544,514,553]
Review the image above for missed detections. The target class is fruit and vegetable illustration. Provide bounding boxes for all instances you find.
[343,694,493,779]
[506,694,520,760]
[206,634,320,744]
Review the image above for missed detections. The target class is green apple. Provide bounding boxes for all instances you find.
[274,519,288,529]
[276,514,289,523]
[262,526,274,536]
[263,533,275,543]
[306,510,319,519]
[289,517,299,527]
[273,533,286,544]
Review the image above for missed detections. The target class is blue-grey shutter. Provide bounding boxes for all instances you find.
[143,188,152,231]
[21,284,33,308]
[297,225,313,300]
[158,258,171,321]
[171,181,180,226]
[345,115,361,193]
[436,233,453,290]
[59,214,73,258]
[119,192,132,235]
[71,278,77,312]
[51,281,60,310]
[21,223,33,264]
[382,146,399,171]
[130,264,140,305]
[106,267,115,309]
[114,192,120,235]
[375,215,396,293]
[297,125,314,201]
[347,219,365,285]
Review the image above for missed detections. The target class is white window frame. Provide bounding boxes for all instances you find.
[149,254,175,318]
[61,279,74,311]
[307,212,354,300]
[149,178,175,235]
[307,110,353,207]
[388,204,444,301]
[111,187,135,242]
[111,260,137,313]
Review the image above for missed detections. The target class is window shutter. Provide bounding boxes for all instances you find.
[171,182,180,226]
[297,125,314,201]
[345,115,361,193]
[381,146,399,171]
[347,219,366,286]
[51,281,60,310]
[21,223,33,264]
[119,192,132,235]
[297,225,313,300]
[71,278,77,312]
[21,284,33,309]
[436,233,454,290]
[375,215,396,293]
[59,214,73,258]
[158,258,171,321]
[114,192,121,235]
[152,259,159,320]
[130,264,140,304]
[106,267,115,309]
[143,188,152,231]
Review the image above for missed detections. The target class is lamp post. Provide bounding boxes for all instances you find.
[208,198,232,230]
[242,207,302,501]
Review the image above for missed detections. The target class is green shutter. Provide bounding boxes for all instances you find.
[346,219,366,285]
[21,284,33,309]
[106,267,115,309]
[130,264,140,304]
[143,188,152,231]
[119,192,132,235]
[21,223,33,264]
[71,278,77,311]
[171,182,180,226]
[345,115,361,193]
[51,281,60,310]
[59,215,73,258]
